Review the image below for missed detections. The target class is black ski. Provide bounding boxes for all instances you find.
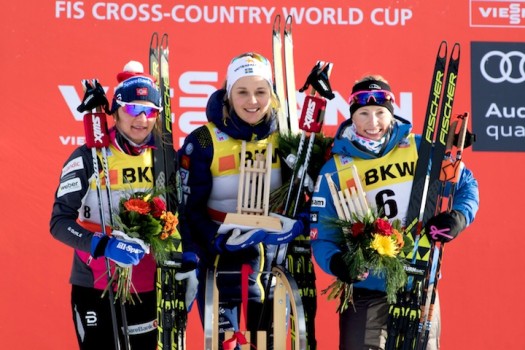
[415,112,470,350]
[386,41,461,350]
[149,32,186,350]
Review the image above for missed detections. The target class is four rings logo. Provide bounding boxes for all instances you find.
[480,50,525,83]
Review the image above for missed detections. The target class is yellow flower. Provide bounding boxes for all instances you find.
[371,234,398,257]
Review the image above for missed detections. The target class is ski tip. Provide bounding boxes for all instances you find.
[285,15,293,32]
[438,41,448,58]
[273,14,281,29]
[451,42,461,59]
[150,32,159,47]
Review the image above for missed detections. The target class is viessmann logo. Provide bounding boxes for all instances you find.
[470,0,525,27]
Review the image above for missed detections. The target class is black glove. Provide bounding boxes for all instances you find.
[77,79,110,113]
[329,252,368,284]
[425,210,467,243]
[298,61,335,100]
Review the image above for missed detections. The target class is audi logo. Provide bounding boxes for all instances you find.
[480,50,525,84]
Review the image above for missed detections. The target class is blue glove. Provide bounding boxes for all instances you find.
[90,231,148,267]
[213,232,229,254]
[180,252,199,272]
[224,228,267,251]
[262,213,305,245]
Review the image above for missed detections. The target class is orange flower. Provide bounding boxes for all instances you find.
[392,228,404,248]
[124,198,151,214]
[160,211,179,240]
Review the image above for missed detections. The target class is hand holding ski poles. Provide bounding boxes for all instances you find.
[424,210,466,242]
[77,79,109,114]
[283,60,334,218]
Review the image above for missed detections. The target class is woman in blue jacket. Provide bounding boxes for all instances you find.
[311,75,479,350]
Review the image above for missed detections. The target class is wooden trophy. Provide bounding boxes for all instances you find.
[222,141,282,231]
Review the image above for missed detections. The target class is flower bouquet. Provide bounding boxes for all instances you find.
[322,210,414,312]
[105,188,180,303]
[269,131,333,215]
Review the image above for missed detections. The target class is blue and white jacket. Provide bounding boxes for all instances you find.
[310,116,479,292]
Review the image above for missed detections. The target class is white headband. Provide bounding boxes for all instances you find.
[226,53,273,96]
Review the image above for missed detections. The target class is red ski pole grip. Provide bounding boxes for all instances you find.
[299,95,325,133]
[83,112,110,149]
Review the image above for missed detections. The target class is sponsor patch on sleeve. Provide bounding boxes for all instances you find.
[61,156,84,178]
[57,177,82,197]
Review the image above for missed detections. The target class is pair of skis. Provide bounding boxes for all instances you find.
[271,14,336,350]
[414,112,470,349]
[386,41,468,349]
[272,14,299,135]
[149,32,187,350]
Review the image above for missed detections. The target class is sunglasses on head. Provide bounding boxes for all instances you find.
[117,101,161,118]
[348,90,395,105]
[231,52,269,65]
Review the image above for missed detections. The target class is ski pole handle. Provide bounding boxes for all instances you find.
[299,96,325,133]
[84,112,110,149]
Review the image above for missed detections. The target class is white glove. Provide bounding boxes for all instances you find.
[259,213,304,245]
[225,228,267,251]
[175,269,198,311]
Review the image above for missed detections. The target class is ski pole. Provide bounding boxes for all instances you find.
[83,109,123,350]
[95,105,132,350]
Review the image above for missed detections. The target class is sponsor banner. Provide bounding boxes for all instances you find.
[471,41,525,152]
[470,0,525,28]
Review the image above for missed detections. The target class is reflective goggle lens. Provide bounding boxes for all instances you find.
[231,52,269,65]
[349,90,395,105]
[118,102,160,118]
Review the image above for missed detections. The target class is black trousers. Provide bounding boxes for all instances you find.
[71,285,157,350]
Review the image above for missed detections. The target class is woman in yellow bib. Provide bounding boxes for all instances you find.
[178,52,305,349]
[50,61,167,349]
[311,75,479,349]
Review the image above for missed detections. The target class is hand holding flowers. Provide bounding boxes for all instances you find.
[103,188,181,303]
[323,211,413,312]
